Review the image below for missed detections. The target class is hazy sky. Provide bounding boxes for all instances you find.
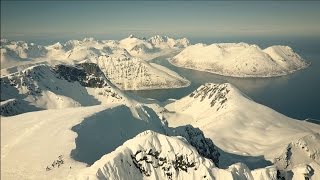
[1,1,320,40]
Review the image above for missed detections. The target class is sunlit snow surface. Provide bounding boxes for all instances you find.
[171,43,308,77]
[1,36,319,180]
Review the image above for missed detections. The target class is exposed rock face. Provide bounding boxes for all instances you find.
[170,125,220,167]
[54,63,108,88]
[189,83,230,111]
[74,130,218,180]
[131,148,197,179]
[0,63,123,116]
[95,54,189,90]
[0,99,41,116]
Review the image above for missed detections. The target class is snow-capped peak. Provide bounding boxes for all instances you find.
[73,130,218,180]
[148,35,169,44]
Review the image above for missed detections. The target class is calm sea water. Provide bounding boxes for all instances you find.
[128,37,320,120]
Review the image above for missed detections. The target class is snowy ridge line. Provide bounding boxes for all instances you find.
[1,35,191,90]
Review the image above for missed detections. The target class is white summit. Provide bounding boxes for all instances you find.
[170,43,309,77]
[164,83,320,177]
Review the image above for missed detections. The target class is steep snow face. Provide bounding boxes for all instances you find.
[72,130,316,180]
[164,83,320,171]
[0,63,124,116]
[171,43,308,77]
[93,54,190,90]
[72,130,218,180]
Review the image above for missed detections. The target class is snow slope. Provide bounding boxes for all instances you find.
[164,83,320,173]
[92,54,190,90]
[0,63,124,116]
[170,43,309,77]
[2,81,319,179]
[119,34,190,60]
[0,98,221,179]
[0,103,167,180]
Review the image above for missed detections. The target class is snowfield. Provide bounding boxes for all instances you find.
[170,43,309,77]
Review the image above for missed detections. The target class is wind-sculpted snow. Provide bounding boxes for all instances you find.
[171,43,309,77]
[0,63,124,116]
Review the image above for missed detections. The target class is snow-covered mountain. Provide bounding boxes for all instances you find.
[72,130,318,180]
[0,63,124,116]
[1,39,48,69]
[164,83,320,175]
[73,130,218,180]
[1,81,320,179]
[1,37,319,180]
[91,54,190,90]
[1,100,221,179]
[1,35,189,65]
[1,36,190,90]
[119,35,190,60]
[170,43,308,77]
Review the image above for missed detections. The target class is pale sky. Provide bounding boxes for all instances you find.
[1,1,320,40]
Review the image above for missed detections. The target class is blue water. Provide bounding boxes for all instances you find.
[128,37,320,120]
